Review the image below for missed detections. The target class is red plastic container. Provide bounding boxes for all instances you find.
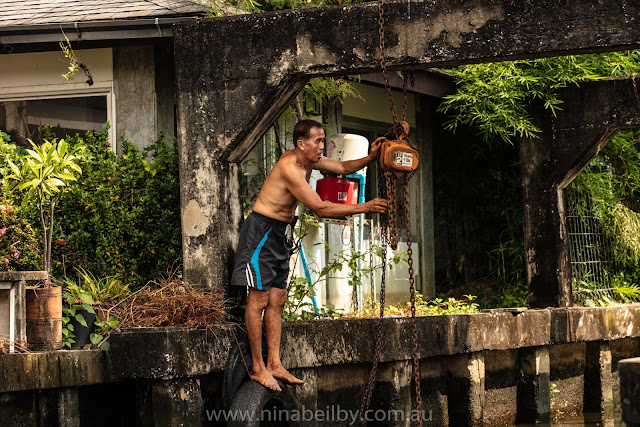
[316,177,358,204]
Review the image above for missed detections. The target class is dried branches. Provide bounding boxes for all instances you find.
[0,334,30,354]
[111,274,229,333]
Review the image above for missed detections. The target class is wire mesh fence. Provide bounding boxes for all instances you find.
[566,188,619,304]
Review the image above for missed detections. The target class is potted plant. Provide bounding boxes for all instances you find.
[3,138,83,350]
[62,268,129,349]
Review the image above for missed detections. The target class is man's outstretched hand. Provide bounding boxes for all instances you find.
[365,197,388,214]
[368,137,386,161]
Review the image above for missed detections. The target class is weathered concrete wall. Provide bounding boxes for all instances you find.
[175,0,640,163]
[521,77,640,308]
[174,0,640,293]
[1,305,640,425]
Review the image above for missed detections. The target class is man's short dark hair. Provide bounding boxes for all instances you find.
[293,119,324,148]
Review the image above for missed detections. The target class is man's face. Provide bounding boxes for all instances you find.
[299,127,325,162]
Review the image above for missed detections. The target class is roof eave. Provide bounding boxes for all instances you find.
[0,17,199,45]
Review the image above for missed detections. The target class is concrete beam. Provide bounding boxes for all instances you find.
[0,349,109,393]
[175,0,640,162]
[521,78,640,307]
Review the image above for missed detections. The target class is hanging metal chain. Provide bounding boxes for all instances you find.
[360,0,421,424]
[378,0,398,135]
[360,160,390,423]
[385,170,398,250]
[404,177,423,425]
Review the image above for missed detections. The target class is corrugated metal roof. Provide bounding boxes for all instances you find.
[0,0,207,27]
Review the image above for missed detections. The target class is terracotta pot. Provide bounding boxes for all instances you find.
[26,286,62,351]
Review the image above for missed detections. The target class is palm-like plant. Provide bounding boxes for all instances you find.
[4,139,82,285]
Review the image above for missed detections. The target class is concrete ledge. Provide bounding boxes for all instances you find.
[109,327,234,380]
[0,350,109,393]
[108,306,637,380]
[0,271,48,281]
[551,304,640,343]
[2,305,639,389]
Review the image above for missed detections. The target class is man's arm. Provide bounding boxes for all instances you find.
[282,165,387,218]
[315,137,385,175]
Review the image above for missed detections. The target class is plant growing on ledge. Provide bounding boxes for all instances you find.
[3,139,83,285]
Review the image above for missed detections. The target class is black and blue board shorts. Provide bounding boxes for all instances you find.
[231,212,293,291]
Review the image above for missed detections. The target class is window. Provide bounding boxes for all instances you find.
[0,95,108,146]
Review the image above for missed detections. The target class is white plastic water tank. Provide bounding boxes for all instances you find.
[326,133,369,175]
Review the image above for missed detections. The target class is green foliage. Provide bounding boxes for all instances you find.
[2,137,83,283]
[439,51,640,144]
[570,130,640,295]
[1,125,182,289]
[59,32,79,81]
[61,280,96,348]
[0,132,41,271]
[574,274,640,307]
[205,0,368,16]
[282,212,404,320]
[0,197,41,271]
[357,293,479,318]
[61,270,125,350]
[53,128,182,288]
[63,268,130,304]
[302,77,362,113]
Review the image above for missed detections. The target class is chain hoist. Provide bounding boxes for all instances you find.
[359,0,423,424]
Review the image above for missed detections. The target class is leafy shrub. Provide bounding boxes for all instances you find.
[52,128,182,288]
[0,197,41,271]
[0,132,41,271]
[2,126,182,288]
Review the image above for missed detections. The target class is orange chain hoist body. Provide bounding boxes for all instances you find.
[379,121,419,175]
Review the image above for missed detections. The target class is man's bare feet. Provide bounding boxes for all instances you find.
[250,369,282,392]
[268,363,304,385]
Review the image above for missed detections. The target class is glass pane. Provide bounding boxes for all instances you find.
[0,96,107,146]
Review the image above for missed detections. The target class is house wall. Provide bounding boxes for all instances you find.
[0,45,175,153]
[0,48,115,146]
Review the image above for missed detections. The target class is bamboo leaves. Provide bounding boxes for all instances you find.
[439,52,640,144]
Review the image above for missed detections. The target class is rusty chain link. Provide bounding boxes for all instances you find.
[359,159,390,422]
[404,177,423,424]
[386,170,398,250]
[359,0,422,424]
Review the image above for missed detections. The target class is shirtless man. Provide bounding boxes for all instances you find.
[231,119,388,391]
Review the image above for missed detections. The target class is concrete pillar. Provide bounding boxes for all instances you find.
[516,346,550,424]
[583,341,613,422]
[4,100,28,145]
[113,46,157,154]
[419,357,446,425]
[415,96,436,299]
[521,130,572,308]
[58,387,81,427]
[322,100,342,135]
[387,360,412,426]
[178,157,243,292]
[446,352,485,427]
[618,357,640,427]
[151,378,203,427]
